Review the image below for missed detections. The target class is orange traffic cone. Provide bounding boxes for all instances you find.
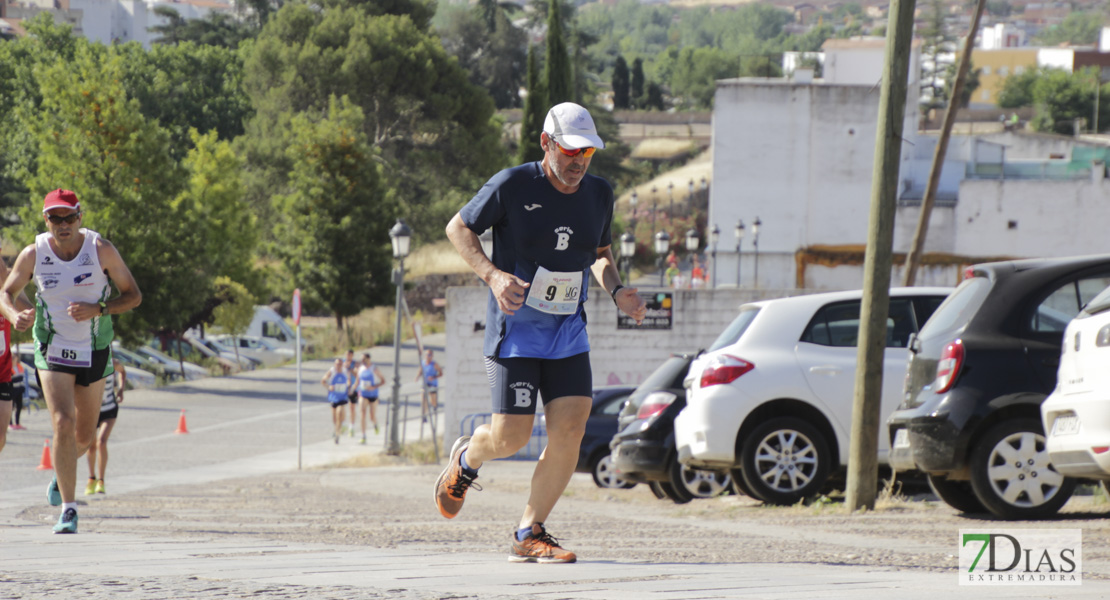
[175,409,189,434]
[36,439,53,471]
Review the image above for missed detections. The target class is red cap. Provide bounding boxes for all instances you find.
[43,189,80,214]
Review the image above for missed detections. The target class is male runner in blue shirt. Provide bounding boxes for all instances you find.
[438,102,646,563]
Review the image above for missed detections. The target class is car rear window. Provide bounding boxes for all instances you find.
[1031,275,1110,331]
[918,276,992,340]
[707,307,760,352]
[1079,284,1110,318]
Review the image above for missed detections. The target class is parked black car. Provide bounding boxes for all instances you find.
[888,255,1110,519]
[610,352,731,504]
[576,385,637,489]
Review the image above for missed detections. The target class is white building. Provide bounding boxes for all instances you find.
[711,38,1110,291]
[4,0,235,48]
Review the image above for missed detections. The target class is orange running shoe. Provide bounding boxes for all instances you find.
[509,523,577,563]
[434,436,480,519]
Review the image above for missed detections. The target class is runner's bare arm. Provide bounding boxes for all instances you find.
[446,213,530,316]
[591,245,646,325]
[69,238,142,322]
[1,246,38,331]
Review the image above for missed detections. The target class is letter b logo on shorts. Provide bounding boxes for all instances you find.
[555,232,570,251]
[514,387,533,408]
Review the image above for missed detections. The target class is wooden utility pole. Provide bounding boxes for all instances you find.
[845,0,918,512]
[902,0,988,286]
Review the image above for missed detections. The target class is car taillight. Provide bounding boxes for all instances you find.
[699,354,755,388]
[934,339,964,394]
[636,391,677,419]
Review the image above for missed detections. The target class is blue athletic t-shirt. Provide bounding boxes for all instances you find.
[459,161,614,359]
[327,370,349,404]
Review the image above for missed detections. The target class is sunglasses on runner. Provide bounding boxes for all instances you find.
[46,212,81,225]
[552,138,596,159]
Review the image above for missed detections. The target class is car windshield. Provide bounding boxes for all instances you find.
[1081,284,1110,317]
[707,307,760,352]
[918,276,991,340]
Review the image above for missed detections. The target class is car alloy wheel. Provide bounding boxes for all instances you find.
[670,459,730,499]
[591,452,636,489]
[969,418,1077,520]
[740,417,831,505]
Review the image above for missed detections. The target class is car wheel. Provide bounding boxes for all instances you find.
[969,418,1077,520]
[668,459,730,499]
[729,468,759,499]
[740,417,831,506]
[926,474,985,514]
[656,479,693,504]
[647,481,668,499]
[590,452,636,489]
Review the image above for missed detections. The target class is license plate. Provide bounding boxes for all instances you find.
[1052,415,1080,436]
[893,428,911,448]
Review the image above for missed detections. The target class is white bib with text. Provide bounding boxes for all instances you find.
[525,266,581,315]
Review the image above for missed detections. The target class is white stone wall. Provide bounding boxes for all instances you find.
[441,286,804,445]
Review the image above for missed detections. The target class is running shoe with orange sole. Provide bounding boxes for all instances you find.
[434,435,480,518]
[509,523,577,563]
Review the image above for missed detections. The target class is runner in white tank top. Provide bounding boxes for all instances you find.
[0,189,141,534]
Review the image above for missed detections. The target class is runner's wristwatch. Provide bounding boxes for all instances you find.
[98,301,108,315]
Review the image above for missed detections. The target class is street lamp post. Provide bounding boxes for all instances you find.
[620,231,636,285]
[734,220,745,287]
[651,185,658,237]
[668,181,674,220]
[709,224,720,288]
[685,228,699,253]
[387,219,412,455]
[687,179,694,211]
[654,231,671,287]
[630,189,638,233]
[752,217,762,289]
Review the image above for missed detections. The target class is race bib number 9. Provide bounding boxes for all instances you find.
[525,266,581,315]
[47,343,92,368]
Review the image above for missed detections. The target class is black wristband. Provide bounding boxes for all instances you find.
[610,285,624,304]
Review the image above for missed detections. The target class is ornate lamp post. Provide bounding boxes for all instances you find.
[709,225,720,288]
[387,219,412,455]
[630,189,638,232]
[654,231,671,287]
[734,219,745,288]
[752,216,762,289]
[619,231,636,285]
[687,179,695,211]
[685,228,699,253]
[668,181,674,220]
[648,185,657,238]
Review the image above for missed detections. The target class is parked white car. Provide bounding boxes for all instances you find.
[1042,284,1110,485]
[675,287,951,505]
[135,345,209,381]
[211,334,295,367]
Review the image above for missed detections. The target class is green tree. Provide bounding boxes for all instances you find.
[1034,12,1106,46]
[272,96,393,329]
[518,44,547,165]
[1029,68,1100,135]
[544,0,573,104]
[997,67,1041,108]
[19,44,199,343]
[630,58,645,107]
[210,276,257,363]
[612,55,630,109]
[919,0,955,110]
[944,63,981,109]
[239,3,503,248]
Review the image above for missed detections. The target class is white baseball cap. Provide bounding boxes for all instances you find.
[543,102,605,150]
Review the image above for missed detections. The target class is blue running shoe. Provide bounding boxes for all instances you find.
[53,508,78,534]
[47,476,61,506]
